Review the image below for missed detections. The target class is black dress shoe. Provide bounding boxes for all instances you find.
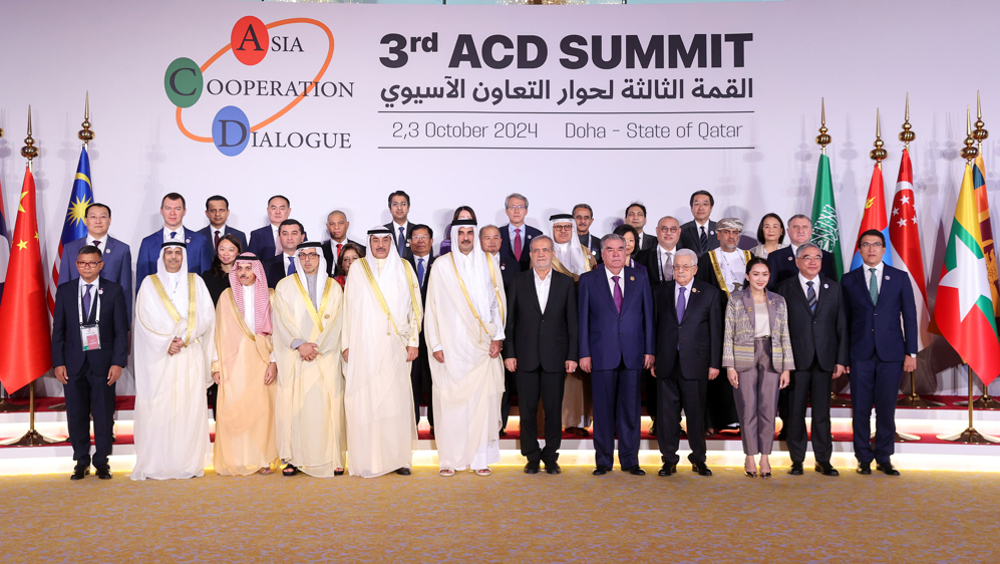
[876,462,900,476]
[70,466,89,481]
[499,429,507,437]
[788,462,804,476]
[658,464,677,477]
[96,465,112,480]
[624,466,645,476]
[524,462,540,474]
[395,467,412,476]
[592,465,611,476]
[334,469,345,476]
[857,462,872,475]
[545,462,561,475]
[815,462,839,476]
[691,462,712,476]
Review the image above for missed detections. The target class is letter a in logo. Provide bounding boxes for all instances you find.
[231,16,269,65]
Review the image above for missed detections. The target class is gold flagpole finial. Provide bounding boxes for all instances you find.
[21,105,38,163]
[962,106,979,162]
[79,91,94,145]
[899,93,915,149]
[973,91,988,147]
[816,98,831,154]
[870,108,887,166]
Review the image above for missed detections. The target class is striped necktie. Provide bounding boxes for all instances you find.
[806,280,817,314]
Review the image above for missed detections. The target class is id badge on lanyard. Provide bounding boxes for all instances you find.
[79,286,102,352]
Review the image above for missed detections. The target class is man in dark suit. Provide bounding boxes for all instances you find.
[678,190,719,257]
[59,203,133,320]
[574,203,602,265]
[767,214,838,289]
[136,193,212,289]
[504,235,579,475]
[198,195,248,253]
[842,230,917,477]
[625,202,657,253]
[407,224,435,430]
[775,243,849,477]
[482,223,520,433]
[652,248,721,476]
[247,195,292,260]
[499,193,542,272]
[263,219,306,289]
[578,233,655,476]
[384,190,415,261]
[52,245,129,481]
[321,210,365,275]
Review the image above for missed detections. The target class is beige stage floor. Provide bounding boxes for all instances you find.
[1,466,997,563]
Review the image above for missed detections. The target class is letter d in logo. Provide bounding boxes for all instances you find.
[212,106,251,156]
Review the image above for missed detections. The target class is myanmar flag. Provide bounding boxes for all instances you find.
[933,163,1000,386]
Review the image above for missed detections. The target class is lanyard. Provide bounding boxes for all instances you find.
[78,282,101,326]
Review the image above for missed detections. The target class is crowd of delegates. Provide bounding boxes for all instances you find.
[48,189,917,481]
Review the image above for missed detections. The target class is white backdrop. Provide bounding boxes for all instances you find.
[1,0,998,395]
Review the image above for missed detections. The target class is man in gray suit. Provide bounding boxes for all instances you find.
[58,203,133,320]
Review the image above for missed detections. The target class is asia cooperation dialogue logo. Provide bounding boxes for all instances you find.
[164,16,353,156]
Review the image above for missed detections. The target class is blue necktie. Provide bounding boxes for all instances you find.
[806,281,817,314]
[676,286,687,323]
[287,259,296,276]
[417,257,425,287]
[83,284,93,322]
[170,231,177,240]
[398,226,406,255]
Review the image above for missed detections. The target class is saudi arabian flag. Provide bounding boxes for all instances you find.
[810,153,844,280]
[933,163,1000,385]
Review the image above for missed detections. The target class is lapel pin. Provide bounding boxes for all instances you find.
[630,276,635,281]
[824,283,829,289]
[98,288,104,295]
[885,275,891,280]
[709,231,715,236]
[500,265,505,270]
[186,237,191,244]
[325,314,331,319]
[105,247,110,253]
[787,256,793,261]
[692,287,698,293]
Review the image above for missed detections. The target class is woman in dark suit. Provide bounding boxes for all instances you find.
[613,224,647,273]
[202,234,242,305]
[721,257,793,478]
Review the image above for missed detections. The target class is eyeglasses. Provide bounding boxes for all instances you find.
[859,242,884,249]
[76,261,103,268]
[674,264,695,271]
[799,255,823,262]
[507,205,526,211]
[390,202,408,208]
[658,227,680,234]
[298,252,319,259]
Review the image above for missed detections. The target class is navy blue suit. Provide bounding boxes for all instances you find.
[499,223,542,272]
[51,277,129,468]
[247,225,277,259]
[136,228,212,290]
[197,225,248,253]
[578,265,655,469]
[842,263,917,465]
[59,236,133,321]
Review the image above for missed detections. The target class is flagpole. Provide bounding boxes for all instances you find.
[895,95,944,410]
[1,106,63,446]
[0,122,27,413]
[937,109,1000,444]
[817,99,851,409]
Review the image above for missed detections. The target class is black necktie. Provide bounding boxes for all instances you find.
[699,226,708,251]
[806,280,817,314]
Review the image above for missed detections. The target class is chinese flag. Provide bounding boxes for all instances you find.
[0,167,52,393]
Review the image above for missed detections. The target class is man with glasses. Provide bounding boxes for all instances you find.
[407,224,436,432]
[499,193,541,272]
[321,210,365,275]
[573,203,602,265]
[383,191,415,260]
[842,230,917,477]
[767,214,838,289]
[51,245,129,480]
[775,243,849,477]
[59,203,134,320]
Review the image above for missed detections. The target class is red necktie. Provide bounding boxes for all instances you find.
[514,228,522,261]
[336,243,343,260]
[214,230,221,248]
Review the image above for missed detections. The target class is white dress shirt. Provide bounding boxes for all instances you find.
[533,268,552,313]
[507,222,527,247]
[605,266,625,301]
[80,279,99,320]
[87,234,109,249]
[282,252,295,275]
[162,226,186,243]
[798,272,820,300]
[863,261,885,293]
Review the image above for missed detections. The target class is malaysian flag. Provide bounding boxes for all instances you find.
[46,146,93,313]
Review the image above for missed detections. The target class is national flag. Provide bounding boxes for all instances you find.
[850,162,894,271]
[46,146,94,313]
[973,154,1000,320]
[932,163,1000,386]
[0,173,9,302]
[0,167,53,393]
[889,148,931,349]
[810,153,844,280]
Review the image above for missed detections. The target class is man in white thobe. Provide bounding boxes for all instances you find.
[342,227,422,478]
[132,241,215,480]
[273,242,347,477]
[424,219,506,476]
[550,213,593,281]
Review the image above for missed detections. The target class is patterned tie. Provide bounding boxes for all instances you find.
[663,251,673,282]
[869,267,879,305]
[215,230,221,248]
[398,226,406,255]
[514,228,522,261]
[170,231,177,240]
[612,275,623,313]
[676,286,686,323]
[287,258,296,276]
[83,284,93,322]
[274,229,281,256]
[699,226,708,251]
[417,257,425,287]
[806,280,817,314]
